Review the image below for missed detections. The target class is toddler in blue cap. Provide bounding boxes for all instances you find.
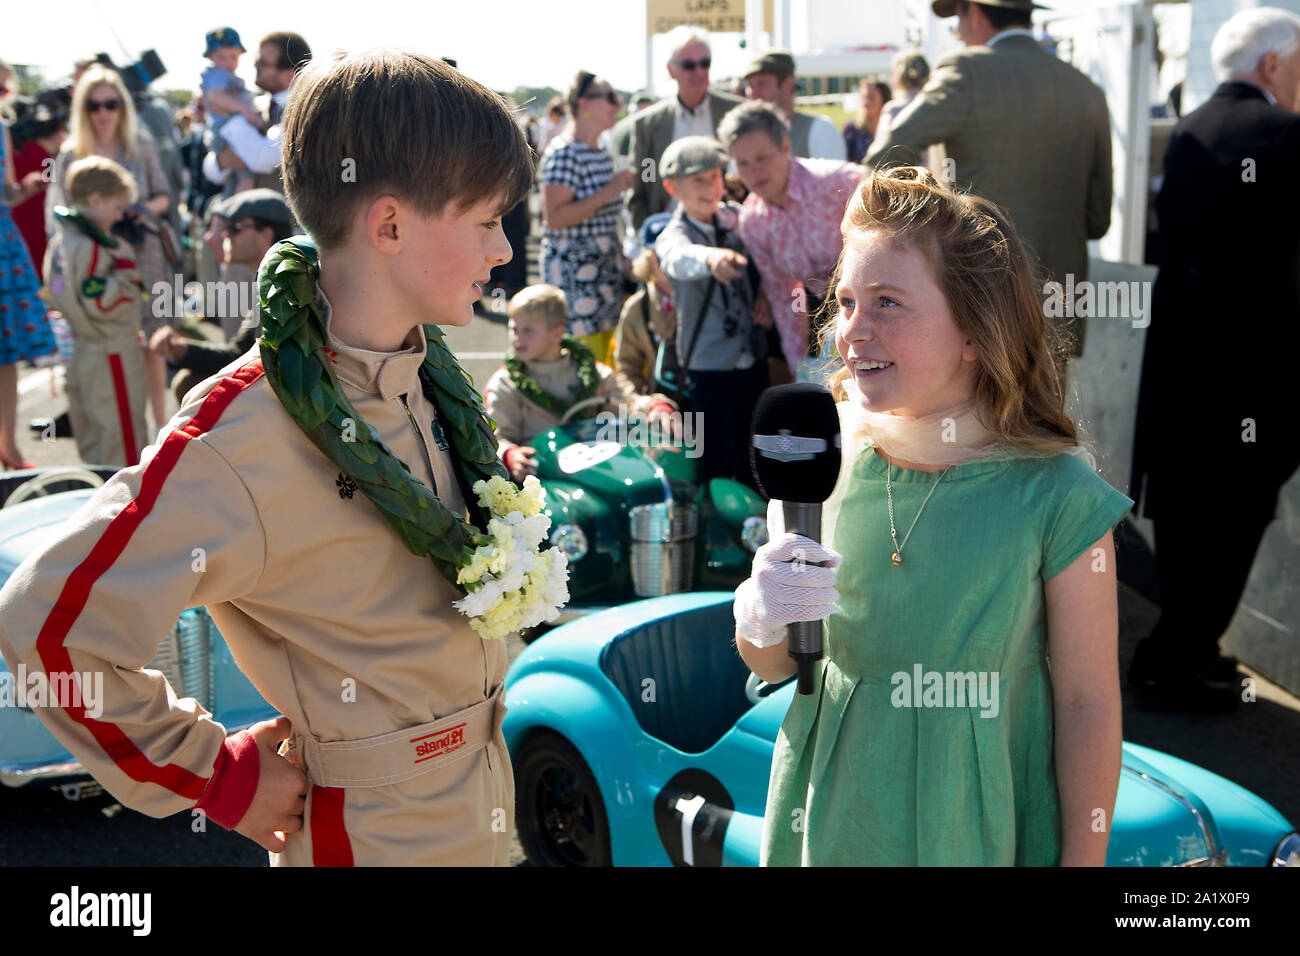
[201,26,262,192]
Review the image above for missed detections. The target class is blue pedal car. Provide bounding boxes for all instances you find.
[0,475,276,794]
[503,592,1300,867]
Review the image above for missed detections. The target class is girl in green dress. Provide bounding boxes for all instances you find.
[734,167,1132,866]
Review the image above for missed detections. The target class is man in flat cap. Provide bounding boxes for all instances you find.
[626,26,743,231]
[743,51,846,160]
[866,0,1113,359]
[150,189,294,401]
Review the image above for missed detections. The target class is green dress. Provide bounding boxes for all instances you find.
[761,436,1133,866]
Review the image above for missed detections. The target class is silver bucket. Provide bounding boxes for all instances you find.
[629,502,698,597]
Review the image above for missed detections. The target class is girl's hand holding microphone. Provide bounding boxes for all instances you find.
[734,532,842,651]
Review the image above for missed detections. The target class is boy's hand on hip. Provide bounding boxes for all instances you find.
[234,716,308,853]
[707,249,747,283]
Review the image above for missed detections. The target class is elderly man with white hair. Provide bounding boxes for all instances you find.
[625,26,743,230]
[1129,6,1300,714]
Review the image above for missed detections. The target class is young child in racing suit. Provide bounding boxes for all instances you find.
[43,155,147,468]
[0,50,538,865]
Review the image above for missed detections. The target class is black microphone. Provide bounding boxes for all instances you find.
[749,384,842,695]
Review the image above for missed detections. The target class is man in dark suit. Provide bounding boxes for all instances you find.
[866,0,1112,357]
[626,27,742,230]
[1129,7,1300,712]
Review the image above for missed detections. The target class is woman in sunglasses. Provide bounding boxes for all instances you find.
[46,65,176,437]
[538,70,635,365]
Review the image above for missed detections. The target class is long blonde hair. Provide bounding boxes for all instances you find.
[67,65,138,161]
[823,166,1079,455]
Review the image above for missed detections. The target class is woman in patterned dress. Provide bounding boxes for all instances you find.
[539,71,635,365]
[46,65,175,432]
[0,58,56,469]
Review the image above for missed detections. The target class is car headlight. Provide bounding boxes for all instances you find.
[741,515,768,553]
[549,523,588,562]
[1272,832,1300,866]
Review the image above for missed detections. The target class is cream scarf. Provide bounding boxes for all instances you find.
[840,377,1077,467]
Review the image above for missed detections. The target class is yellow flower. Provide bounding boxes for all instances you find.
[478,597,523,640]
[475,475,523,517]
[517,476,546,517]
[457,547,494,584]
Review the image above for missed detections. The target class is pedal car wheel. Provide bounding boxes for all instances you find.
[515,730,612,866]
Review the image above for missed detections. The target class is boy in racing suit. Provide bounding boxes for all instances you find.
[43,155,147,468]
[0,50,538,865]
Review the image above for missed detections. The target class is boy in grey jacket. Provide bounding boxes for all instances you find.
[655,136,768,488]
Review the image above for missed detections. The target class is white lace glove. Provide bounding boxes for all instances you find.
[734,533,842,648]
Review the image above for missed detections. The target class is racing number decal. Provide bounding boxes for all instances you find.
[653,769,735,867]
[556,441,622,474]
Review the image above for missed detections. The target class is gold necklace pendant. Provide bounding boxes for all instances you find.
[885,451,951,569]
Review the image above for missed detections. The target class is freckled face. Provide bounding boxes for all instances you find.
[835,228,979,418]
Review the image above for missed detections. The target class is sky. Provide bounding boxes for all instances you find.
[10,0,1128,100]
[13,0,719,97]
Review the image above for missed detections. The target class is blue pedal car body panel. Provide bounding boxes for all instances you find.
[504,592,1297,867]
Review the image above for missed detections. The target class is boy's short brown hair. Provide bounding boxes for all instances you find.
[508,284,567,330]
[281,49,534,251]
[65,156,138,207]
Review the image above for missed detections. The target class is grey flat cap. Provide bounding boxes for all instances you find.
[217,188,292,226]
[660,136,729,180]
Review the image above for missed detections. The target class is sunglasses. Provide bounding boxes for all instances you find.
[224,219,262,235]
[87,98,122,113]
[582,88,621,106]
[675,57,712,71]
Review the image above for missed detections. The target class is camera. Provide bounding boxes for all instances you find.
[111,207,156,248]
[93,50,166,97]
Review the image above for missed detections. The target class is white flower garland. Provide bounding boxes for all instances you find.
[453,475,571,639]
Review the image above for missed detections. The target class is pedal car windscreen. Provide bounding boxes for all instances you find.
[749,384,841,503]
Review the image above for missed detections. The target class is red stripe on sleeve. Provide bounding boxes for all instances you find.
[310,786,355,866]
[33,359,266,801]
[107,352,139,467]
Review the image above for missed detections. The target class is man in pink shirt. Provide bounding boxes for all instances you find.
[719,100,863,377]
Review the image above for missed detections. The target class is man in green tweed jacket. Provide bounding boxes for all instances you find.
[867,0,1112,357]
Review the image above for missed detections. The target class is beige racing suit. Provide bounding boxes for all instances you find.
[43,212,148,468]
[0,311,513,866]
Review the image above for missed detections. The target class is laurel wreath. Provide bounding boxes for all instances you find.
[256,237,508,592]
[504,336,601,417]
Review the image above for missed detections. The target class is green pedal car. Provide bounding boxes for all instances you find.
[528,403,768,625]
